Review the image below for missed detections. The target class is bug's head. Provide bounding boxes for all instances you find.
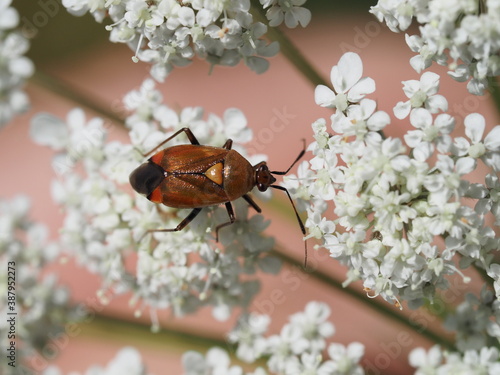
[255,163,277,192]
[129,161,165,198]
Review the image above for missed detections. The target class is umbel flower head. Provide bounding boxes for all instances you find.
[371,0,500,95]
[0,0,34,126]
[183,301,364,375]
[0,196,78,373]
[62,0,310,81]
[30,79,281,325]
[284,52,500,310]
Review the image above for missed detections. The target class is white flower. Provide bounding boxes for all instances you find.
[228,313,270,362]
[289,301,335,352]
[315,52,375,111]
[320,342,365,375]
[260,0,311,28]
[105,347,148,375]
[0,19,34,126]
[293,52,496,310]
[409,345,443,373]
[373,0,500,94]
[267,323,310,373]
[43,347,152,375]
[410,346,500,374]
[405,108,454,159]
[182,348,243,375]
[69,0,281,79]
[370,0,415,32]
[393,72,448,119]
[0,0,19,30]
[452,113,500,171]
[0,196,79,371]
[31,108,106,174]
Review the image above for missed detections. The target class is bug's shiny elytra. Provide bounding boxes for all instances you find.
[130,127,307,260]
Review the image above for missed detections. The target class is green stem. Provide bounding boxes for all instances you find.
[251,2,329,88]
[30,70,125,124]
[85,314,233,351]
[488,76,500,118]
[272,246,456,352]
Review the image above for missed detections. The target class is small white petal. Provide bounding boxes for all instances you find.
[178,6,195,26]
[467,78,486,95]
[9,56,34,78]
[224,108,247,130]
[332,52,363,93]
[484,126,500,151]
[348,77,376,102]
[292,7,311,27]
[409,55,428,73]
[314,85,335,107]
[426,94,448,113]
[404,130,423,148]
[393,101,411,119]
[419,71,440,95]
[452,137,470,156]
[0,6,18,29]
[413,141,433,161]
[410,108,432,129]
[464,113,486,143]
[30,113,69,150]
[456,157,476,175]
[367,110,390,131]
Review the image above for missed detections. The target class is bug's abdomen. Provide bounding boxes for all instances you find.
[152,145,254,208]
[159,173,229,208]
[223,150,255,201]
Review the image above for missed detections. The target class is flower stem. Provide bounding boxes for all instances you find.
[272,246,457,351]
[30,70,125,124]
[84,313,236,354]
[488,76,500,117]
[250,1,329,88]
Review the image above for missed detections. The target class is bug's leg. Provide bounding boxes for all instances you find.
[141,207,202,239]
[222,139,233,150]
[271,184,309,267]
[242,194,261,213]
[215,202,236,241]
[141,127,201,157]
[270,185,305,234]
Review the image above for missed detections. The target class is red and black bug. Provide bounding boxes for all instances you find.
[129,127,306,254]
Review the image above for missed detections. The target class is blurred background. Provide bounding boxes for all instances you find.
[2,1,498,373]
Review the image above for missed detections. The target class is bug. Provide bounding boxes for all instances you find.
[129,127,306,257]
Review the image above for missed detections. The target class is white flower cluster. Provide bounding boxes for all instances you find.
[61,0,309,81]
[444,289,500,352]
[44,347,151,375]
[30,79,280,325]
[183,301,365,375]
[410,345,500,374]
[0,196,77,373]
[0,0,34,126]
[370,0,500,95]
[284,52,500,309]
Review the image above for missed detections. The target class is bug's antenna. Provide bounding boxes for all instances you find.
[269,139,308,267]
[270,184,308,267]
[271,139,306,175]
